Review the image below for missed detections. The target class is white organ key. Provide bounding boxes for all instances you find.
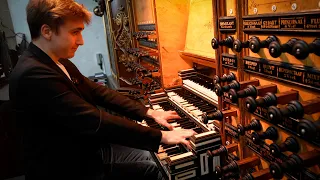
[180,101,189,105]
[169,152,194,162]
[183,103,192,107]
[152,104,161,110]
[167,92,176,97]
[170,122,180,127]
[191,110,204,120]
[182,79,218,103]
[186,106,197,112]
[171,96,186,104]
[182,104,193,110]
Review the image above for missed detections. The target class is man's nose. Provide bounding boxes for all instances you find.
[76,34,84,45]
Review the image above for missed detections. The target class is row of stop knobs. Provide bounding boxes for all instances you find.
[206,138,320,179]
[212,72,320,140]
[211,35,320,60]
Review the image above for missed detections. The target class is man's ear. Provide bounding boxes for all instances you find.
[40,24,53,40]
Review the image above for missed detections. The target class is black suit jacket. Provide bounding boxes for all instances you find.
[9,43,162,180]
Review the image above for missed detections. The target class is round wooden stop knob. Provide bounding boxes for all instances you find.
[202,110,223,124]
[213,72,236,84]
[251,126,278,144]
[292,39,309,60]
[249,35,277,53]
[268,100,304,122]
[233,39,250,52]
[245,92,277,113]
[237,119,262,136]
[214,80,240,96]
[269,137,300,157]
[229,85,257,103]
[297,119,320,140]
[211,37,219,49]
[268,38,297,58]
[207,145,227,158]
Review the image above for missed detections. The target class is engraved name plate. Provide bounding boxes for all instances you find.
[243,11,320,33]
[243,56,320,91]
[219,16,236,32]
[222,53,237,68]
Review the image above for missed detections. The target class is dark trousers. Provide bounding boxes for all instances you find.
[103,144,164,180]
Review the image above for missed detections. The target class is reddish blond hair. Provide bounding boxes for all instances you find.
[26,0,92,39]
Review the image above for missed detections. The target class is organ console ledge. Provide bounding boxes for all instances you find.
[178,51,216,67]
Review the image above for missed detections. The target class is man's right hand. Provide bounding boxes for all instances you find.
[160,129,197,150]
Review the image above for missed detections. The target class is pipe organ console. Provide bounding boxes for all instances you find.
[100,0,320,179]
[141,76,223,179]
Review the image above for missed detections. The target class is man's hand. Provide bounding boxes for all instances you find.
[146,109,180,130]
[161,129,197,149]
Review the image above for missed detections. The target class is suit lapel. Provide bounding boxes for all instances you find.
[60,59,97,106]
[27,43,84,98]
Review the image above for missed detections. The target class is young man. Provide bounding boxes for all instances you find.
[9,0,196,180]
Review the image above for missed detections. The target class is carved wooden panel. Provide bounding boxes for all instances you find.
[104,0,136,88]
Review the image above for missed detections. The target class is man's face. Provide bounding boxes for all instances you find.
[50,19,85,59]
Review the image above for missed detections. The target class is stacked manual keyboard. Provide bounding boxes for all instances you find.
[141,85,222,179]
[179,69,218,106]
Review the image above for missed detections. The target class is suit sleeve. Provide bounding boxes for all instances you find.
[21,67,161,152]
[82,76,150,121]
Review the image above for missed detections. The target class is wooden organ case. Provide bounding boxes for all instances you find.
[99,0,320,179]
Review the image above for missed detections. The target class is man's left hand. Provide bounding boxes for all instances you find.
[147,109,181,130]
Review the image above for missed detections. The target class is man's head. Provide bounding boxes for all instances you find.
[27,0,91,59]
